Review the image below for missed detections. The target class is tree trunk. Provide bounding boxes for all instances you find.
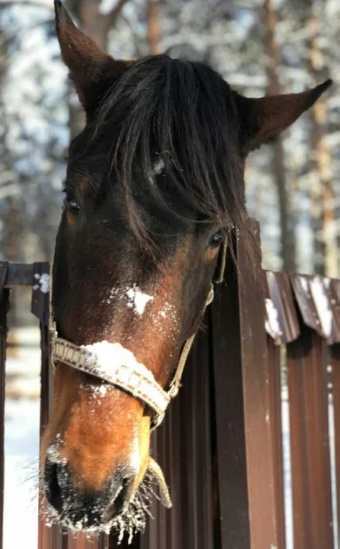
[0,26,17,262]
[263,0,296,272]
[147,0,160,55]
[307,5,336,276]
[0,25,20,327]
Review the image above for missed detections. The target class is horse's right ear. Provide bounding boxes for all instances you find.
[54,0,131,113]
[233,80,332,156]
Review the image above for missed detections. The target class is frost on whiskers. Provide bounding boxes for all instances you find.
[39,430,168,544]
[42,468,167,545]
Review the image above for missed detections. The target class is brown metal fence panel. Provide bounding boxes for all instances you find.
[289,275,334,549]
[211,253,251,549]
[287,327,333,549]
[1,243,340,548]
[266,271,338,549]
[237,224,281,549]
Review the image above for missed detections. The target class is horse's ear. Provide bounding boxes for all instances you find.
[54,0,131,113]
[233,80,332,156]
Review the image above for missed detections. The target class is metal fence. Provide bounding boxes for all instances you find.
[0,223,339,549]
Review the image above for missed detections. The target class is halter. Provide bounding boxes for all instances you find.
[51,241,227,429]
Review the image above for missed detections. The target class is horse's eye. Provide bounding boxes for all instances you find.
[64,190,81,215]
[209,229,223,248]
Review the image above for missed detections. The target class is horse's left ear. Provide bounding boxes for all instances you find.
[54,0,132,113]
[233,79,332,156]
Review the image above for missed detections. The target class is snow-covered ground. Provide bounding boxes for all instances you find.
[4,329,40,549]
[4,398,39,549]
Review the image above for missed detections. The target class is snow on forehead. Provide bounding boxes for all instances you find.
[125,284,154,315]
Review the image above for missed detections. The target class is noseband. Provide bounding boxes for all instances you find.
[51,242,227,429]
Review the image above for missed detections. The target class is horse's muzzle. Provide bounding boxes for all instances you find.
[44,453,134,529]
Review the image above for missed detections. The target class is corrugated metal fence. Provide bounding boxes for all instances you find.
[0,223,339,549]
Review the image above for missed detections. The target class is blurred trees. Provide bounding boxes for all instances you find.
[306,0,335,275]
[147,0,160,54]
[0,0,338,278]
[263,0,296,272]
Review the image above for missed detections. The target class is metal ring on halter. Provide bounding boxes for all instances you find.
[50,242,227,429]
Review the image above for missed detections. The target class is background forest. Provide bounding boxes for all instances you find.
[0,0,339,286]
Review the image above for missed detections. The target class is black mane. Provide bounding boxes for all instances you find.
[93,55,247,246]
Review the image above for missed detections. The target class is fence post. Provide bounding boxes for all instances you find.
[0,262,9,549]
[211,221,280,549]
[31,262,60,549]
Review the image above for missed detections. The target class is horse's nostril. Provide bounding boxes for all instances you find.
[44,458,63,513]
[44,454,136,528]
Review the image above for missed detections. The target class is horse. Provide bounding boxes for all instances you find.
[41,0,331,538]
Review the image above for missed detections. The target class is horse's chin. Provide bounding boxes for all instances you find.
[42,460,171,542]
[44,479,150,542]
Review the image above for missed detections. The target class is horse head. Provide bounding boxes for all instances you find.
[41,0,331,536]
